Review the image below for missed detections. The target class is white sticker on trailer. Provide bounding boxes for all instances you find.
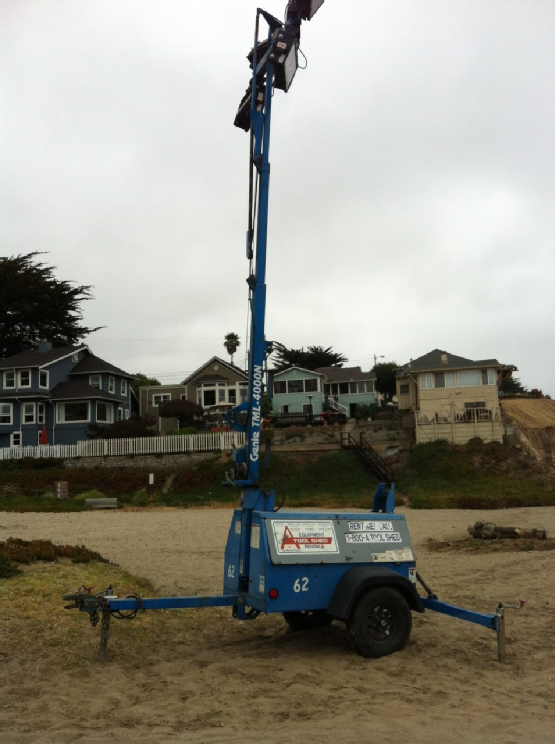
[372,548,414,562]
[345,532,402,544]
[271,520,339,554]
[250,524,260,549]
[348,521,394,532]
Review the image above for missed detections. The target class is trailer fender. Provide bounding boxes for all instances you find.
[327,566,424,621]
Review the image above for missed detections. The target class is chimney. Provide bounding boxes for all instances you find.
[37,340,52,353]
[441,352,448,364]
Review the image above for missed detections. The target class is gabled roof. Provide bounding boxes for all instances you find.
[181,356,247,385]
[49,381,123,402]
[273,366,324,378]
[70,354,133,379]
[0,345,88,370]
[315,365,376,382]
[396,349,516,375]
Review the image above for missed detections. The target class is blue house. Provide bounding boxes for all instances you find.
[0,342,135,448]
[270,365,377,419]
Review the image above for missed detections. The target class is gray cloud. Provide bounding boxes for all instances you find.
[2,0,554,393]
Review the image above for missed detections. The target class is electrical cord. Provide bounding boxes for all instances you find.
[110,595,145,620]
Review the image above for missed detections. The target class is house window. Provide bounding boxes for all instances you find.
[239,385,247,403]
[358,381,374,394]
[349,383,357,394]
[482,369,495,385]
[305,379,318,392]
[458,370,481,387]
[203,390,216,406]
[57,401,90,422]
[12,431,22,446]
[464,402,489,420]
[281,405,289,414]
[0,403,13,424]
[72,354,79,362]
[302,404,313,413]
[228,388,236,404]
[445,372,456,387]
[89,375,101,389]
[152,394,171,407]
[399,384,409,395]
[339,383,349,395]
[420,373,433,389]
[274,380,287,394]
[4,371,15,389]
[23,402,35,424]
[288,380,304,394]
[121,379,128,396]
[434,372,446,388]
[39,370,49,388]
[108,377,115,394]
[125,409,130,419]
[117,408,123,421]
[37,403,45,424]
[218,388,226,403]
[19,370,31,388]
[323,384,331,396]
[97,402,113,423]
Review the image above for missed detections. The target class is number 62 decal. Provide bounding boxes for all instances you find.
[293,577,309,592]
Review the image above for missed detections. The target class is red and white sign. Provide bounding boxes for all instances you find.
[271,520,339,554]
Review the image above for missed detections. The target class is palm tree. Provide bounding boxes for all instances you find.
[224,332,240,364]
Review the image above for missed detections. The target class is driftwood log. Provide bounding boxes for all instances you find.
[468,521,547,540]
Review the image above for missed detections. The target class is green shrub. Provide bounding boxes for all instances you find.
[0,554,21,578]
[132,488,150,507]
[283,427,307,442]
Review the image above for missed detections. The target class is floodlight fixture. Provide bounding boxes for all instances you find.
[271,30,298,92]
[286,0,324,23]
[234,84,266,132]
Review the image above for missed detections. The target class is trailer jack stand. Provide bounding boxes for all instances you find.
[496,599,526,664]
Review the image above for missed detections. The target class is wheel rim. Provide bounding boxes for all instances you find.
[366,603,396,642]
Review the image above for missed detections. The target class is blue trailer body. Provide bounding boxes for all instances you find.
[223,509,417,615]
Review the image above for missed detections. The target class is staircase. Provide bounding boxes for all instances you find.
[327,397,349,416]
[341,432,395,485]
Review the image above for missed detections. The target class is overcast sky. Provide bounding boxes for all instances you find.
[2,1,554,395]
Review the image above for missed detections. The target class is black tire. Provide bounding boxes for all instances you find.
[283,610,334,632]
[347,587,412,658]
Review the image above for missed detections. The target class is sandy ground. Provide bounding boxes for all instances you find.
[1,505,555,744]
[501,398,555,428]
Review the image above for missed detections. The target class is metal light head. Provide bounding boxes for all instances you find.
[286,0,324,22]
[272,30,298,92]
[234,84,266,132]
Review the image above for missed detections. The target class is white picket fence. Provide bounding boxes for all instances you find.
[0,431,246,461]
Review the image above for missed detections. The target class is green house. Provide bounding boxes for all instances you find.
[270,365,377,418]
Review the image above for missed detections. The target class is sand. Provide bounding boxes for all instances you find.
[2,505,555,744]
[501,398,555,429]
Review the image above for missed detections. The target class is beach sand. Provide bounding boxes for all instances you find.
[1,505,554,743]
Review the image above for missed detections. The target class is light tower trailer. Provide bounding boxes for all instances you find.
[63,1,521,663]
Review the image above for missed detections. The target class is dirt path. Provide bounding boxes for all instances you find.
[2,506,555,743]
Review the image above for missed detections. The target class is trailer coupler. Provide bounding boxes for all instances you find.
[63,585,241,660]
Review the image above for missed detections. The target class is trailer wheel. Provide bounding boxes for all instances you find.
[283,610,333,631]
[347,587,412,658]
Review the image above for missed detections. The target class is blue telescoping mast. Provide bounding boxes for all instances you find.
[224,2,324,502]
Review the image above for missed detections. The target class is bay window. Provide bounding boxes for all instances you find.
[57,401,90,423]
[23,402,35,424]
[96,402,113,423]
